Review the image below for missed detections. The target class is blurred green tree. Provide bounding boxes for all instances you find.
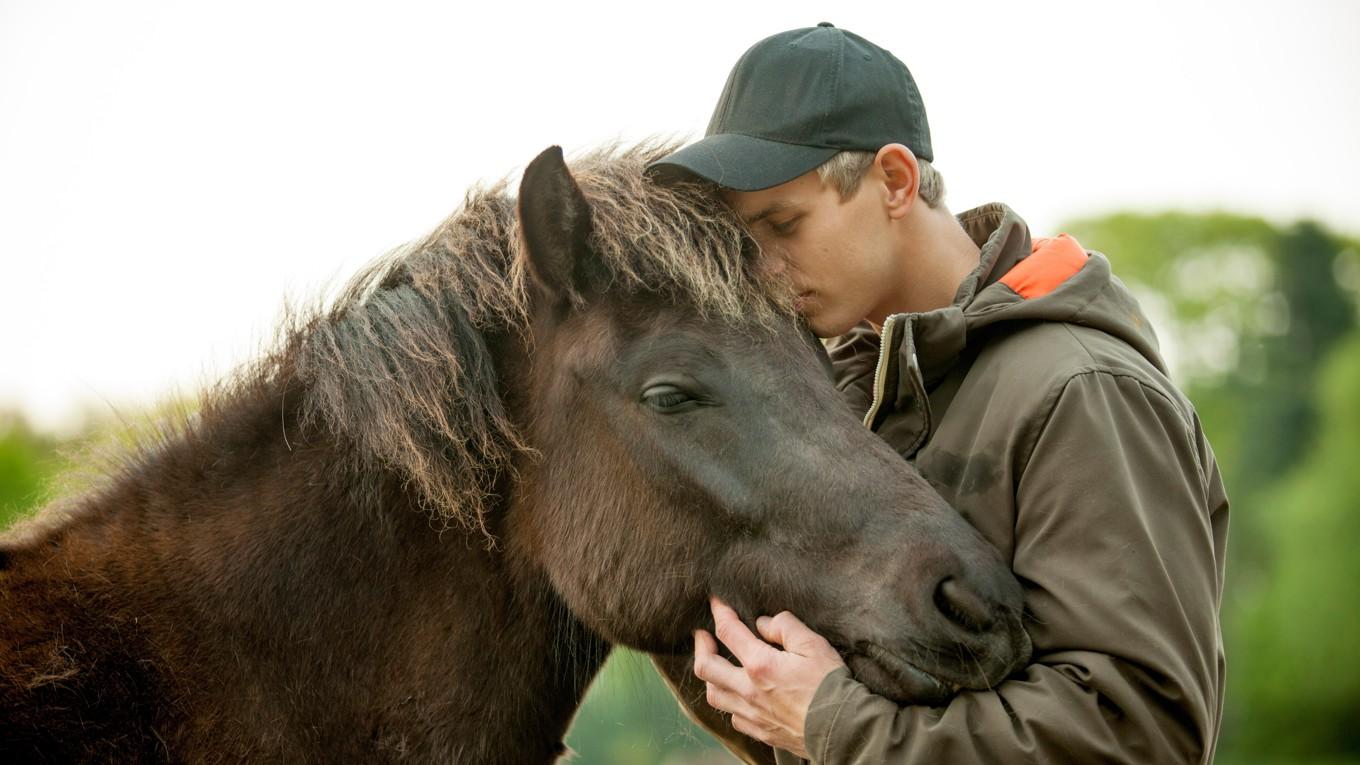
[1229,330,1360,757]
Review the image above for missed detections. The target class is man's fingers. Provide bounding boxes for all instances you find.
[704,681,759,720]
[694,627,719,661]
[729,713,770,742]
[693,629,752,691]
[754,614,784,647]
[710,596,777,668]
[755,610,835,658]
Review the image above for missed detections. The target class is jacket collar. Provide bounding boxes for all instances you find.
[895,202,1034,388]
[857,204,1037,451]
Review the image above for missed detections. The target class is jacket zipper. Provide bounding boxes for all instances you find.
[862,314,900,428]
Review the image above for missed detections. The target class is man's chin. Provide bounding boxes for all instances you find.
[803,308,858,340]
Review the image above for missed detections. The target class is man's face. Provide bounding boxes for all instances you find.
[725,169,898,338]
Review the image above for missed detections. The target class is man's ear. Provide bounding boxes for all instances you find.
[517,145,599,309]
[874,143,920,220]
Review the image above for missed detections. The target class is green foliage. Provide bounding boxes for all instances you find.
[1228,332,1360,757]
[564,650,728,764]
[1066,211,1278,315]
[1066,212,1277,387]
[0,412,62,529]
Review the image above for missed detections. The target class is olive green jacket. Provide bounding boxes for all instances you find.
[769,203,1230,764]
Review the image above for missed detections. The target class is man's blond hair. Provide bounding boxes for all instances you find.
[816,150,945,208]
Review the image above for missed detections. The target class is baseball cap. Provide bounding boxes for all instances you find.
[649,23,932,191]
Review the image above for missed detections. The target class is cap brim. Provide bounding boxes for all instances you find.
[647,134,839,192]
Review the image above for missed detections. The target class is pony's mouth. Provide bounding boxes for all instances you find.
[841,624,1034,705]
[842,643,961,705]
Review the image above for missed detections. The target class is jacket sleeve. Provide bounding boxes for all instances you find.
[779,370,1227,765]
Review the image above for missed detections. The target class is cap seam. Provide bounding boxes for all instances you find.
[820,30,844,139]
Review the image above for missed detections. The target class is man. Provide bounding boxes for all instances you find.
[647,23,1229,764]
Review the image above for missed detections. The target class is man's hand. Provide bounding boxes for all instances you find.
[694,596,846,759]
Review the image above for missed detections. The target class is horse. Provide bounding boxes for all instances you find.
[0,143,1030,763]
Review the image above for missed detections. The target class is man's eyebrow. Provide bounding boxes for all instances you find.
[743,201,797,226]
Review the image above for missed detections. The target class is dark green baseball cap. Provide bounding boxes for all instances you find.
[649,23,932,191]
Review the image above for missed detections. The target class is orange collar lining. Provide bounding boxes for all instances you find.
[999,233,1088,300]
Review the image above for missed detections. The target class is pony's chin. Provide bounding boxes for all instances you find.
[845,646,958,705]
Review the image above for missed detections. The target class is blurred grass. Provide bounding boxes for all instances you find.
[564,649,731,764]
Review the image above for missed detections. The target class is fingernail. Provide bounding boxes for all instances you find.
[756,615,770,629]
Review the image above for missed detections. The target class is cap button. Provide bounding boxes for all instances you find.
[817,21,835,27]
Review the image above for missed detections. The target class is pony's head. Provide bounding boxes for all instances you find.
[509,144,1030,701]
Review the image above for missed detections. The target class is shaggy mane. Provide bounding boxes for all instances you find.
[292,141,790,537]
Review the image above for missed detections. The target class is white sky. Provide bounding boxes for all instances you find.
[2,0,1358,432]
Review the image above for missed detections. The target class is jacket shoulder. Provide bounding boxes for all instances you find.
[970,319,1194,427]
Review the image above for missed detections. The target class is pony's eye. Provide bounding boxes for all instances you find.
[641,384,696,413]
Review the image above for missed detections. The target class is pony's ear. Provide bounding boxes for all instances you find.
[517,145,599,308]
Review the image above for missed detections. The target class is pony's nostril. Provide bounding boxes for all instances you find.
[934,576,995,633]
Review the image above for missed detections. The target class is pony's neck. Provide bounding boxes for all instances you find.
[12,369,612,761]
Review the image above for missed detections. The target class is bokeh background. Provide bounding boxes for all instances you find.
[2,1,1357,762]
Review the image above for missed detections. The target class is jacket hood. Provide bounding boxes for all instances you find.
[841,203,1167,440]
[956,202,1163,373]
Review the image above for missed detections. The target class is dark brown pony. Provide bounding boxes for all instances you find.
[0,144,1030,763]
